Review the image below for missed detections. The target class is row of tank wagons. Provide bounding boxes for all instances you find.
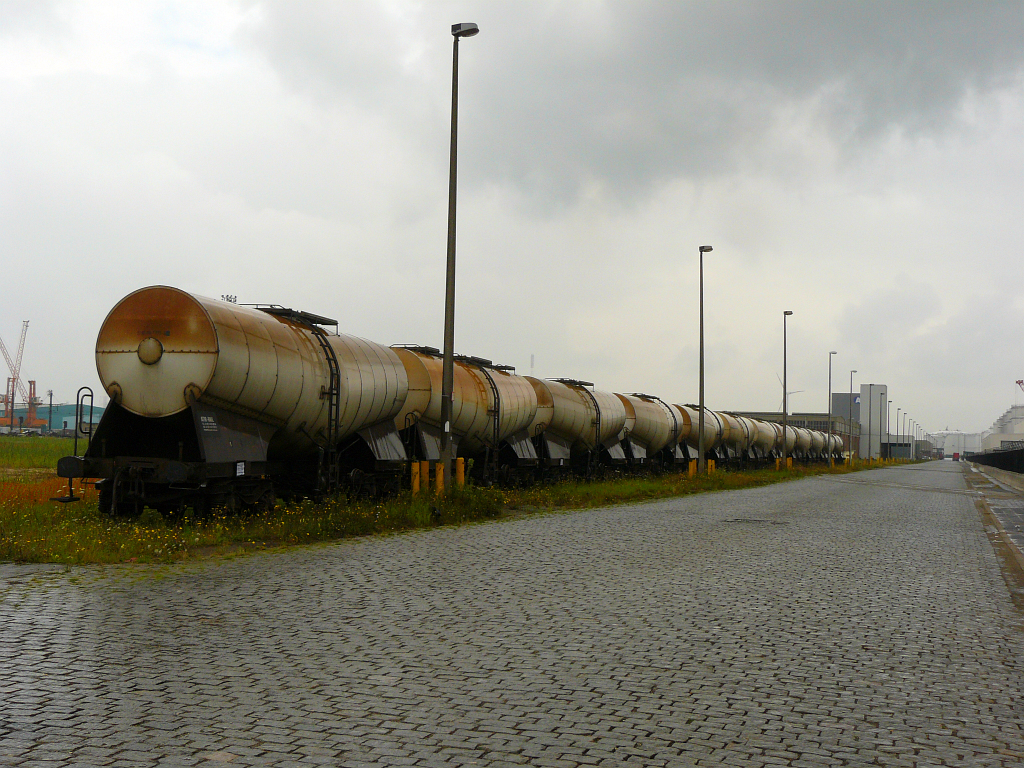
[71,288,844,507]
[390,347,843,477]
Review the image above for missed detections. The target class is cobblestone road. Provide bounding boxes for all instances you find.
[3,462,1024,767]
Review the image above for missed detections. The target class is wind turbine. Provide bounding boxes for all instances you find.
[776,373,803,414]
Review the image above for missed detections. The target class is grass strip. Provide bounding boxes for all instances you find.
[0,462,881,565]
[0,436,75,469]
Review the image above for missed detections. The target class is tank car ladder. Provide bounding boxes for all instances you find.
[578,386,602,477]
[477,366,502,481]
[310,327,341,492]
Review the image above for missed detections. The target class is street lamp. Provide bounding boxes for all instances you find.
[866,384,873,460]
[903,413,908,461]
[697,245,713,474]
[828,351,836,467]
[848,370,857,463]
[783,311,793,468]
[881,392,887,460]
[440,21,479,491]
[896,407,901,459]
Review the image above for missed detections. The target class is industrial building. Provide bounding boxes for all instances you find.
[830,383,926,460]
[980,404,1024,451]
[0,402,104,435]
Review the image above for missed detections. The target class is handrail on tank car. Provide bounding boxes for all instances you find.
[245,304,339,334]
[73,386,94,458]
[51,386,93,503]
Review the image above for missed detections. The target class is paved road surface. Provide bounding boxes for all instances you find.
[2,462,1023,767]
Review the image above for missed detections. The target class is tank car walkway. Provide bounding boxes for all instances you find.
[3,462,1024,768]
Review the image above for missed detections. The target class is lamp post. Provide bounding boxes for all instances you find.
[866,384,873,460]
[896,407,901,459]
[848,370,857,463]
[903,413,908,461]
[439,21,479,491]
[828,351,836,467]
[697,245,713,474]
[886,398,891,459]
[783,311,793,468]
[881,393,887,460]
[909,418,914,460]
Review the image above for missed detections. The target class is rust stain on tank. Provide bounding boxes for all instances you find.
[96,286,218,354]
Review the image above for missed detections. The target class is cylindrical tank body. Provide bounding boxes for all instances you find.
[391,349,537,454]
[720,412,753,453]
[794,427,812,454]
[619,396,637,439]
[751,418,776,454]
[527,378,626,451]
[675,405,724,451]
[737,416,760,451]
[617,394,678,454]
[95,286,408,453]
[771,423,797,454]
[809,430,826,455]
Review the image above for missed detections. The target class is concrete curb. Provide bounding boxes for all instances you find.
[968,463,1024,577]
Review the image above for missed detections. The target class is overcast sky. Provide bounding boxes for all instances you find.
[2,0,1023,435]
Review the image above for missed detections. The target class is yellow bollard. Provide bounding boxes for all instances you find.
[455,457,465,487]
[786,457,793,470]
[435,461,444,495]
[420,461,430,493]
[688,459,697,477]
[708,459,716,474]
[411,461,420,494]
[776,457,781,471]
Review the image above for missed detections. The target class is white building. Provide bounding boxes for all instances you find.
[981,405,1024,451]
[933,431,985,457]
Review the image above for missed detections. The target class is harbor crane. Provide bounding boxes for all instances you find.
[1,321,30,427]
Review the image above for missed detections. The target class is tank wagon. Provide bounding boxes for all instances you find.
[58,287,844,515]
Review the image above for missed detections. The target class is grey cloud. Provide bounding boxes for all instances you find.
[242,1,1024,210]
[0,0,63,36]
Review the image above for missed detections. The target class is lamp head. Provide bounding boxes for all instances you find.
[784,310,793,316]
[699,245,713,253]
[452,22,479,37]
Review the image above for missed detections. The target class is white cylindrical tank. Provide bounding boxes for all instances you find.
[794,427,812,453]
[95,286,408,453]
[675,405,724,451]
[720,412,753,453]
[772,423,797,454]
[617,394,678,455]
[527,378,626,451]
[391,349,537,454]
[750,418,776,454]
[736,416,759,451]
[809,430,826,455]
